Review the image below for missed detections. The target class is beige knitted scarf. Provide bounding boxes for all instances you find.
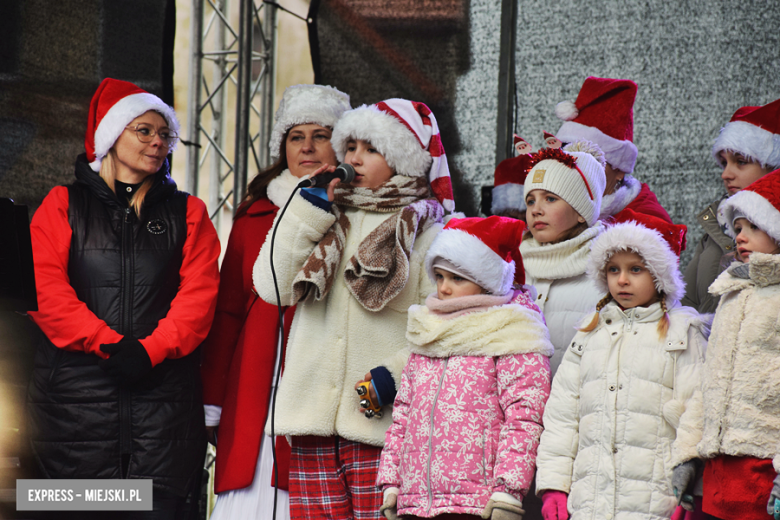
[291,175,444,311]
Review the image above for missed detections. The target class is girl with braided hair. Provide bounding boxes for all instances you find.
[535,219,709,520]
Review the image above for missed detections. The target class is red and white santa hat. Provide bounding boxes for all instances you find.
[711,98,780,169]
[269,84,351,160]
[425,216,527,295]
[492,153,532,215]
[555,76,638,173]
[85,78,180,172]
[588,212,688,303]
[718,169,780,245]
[331,98,455,212]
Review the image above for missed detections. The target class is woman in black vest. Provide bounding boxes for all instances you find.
[27,78,220,519]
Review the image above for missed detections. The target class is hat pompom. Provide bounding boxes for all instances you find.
[555,100,579,121]
[563,139,606,168]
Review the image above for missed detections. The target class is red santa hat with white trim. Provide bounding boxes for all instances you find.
[555,76,638,173]
[85,78,180,172]
[718,169,780,245]
[424,216,527,295]
[331,98,455,212]
[588,212,688,303]
[711,98,780,169]
[492,138,532,215]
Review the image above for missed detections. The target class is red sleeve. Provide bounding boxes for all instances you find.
[28,186,123,356]
[200,212,258,406]
[139,196,220,366]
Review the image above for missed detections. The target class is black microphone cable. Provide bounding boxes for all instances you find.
[268,184,301,520]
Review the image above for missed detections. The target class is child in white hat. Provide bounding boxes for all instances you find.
[377,216,553,520]
[519,141,607,376]
[682,97,780,314]
[536,217,707,520]
[697,169,780,520]
[253,98,453,519]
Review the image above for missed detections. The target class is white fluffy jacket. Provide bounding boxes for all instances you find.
[699,253,780,472]
[536,301,709,520]
[253,194,441,446]
[520,223,605,375]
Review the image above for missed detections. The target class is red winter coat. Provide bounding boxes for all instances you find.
[616,182,672,223]
[200,197,294,494]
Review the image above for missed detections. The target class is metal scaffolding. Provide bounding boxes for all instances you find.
[186,0,277,234]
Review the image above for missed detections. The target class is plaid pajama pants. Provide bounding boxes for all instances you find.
[289,435,383,520]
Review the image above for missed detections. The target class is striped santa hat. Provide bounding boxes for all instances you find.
[331,98,455,212]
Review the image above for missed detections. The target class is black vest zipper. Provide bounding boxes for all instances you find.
[119,207,134,459]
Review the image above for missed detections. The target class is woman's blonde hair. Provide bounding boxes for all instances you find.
[579,291,670,339]
[99,149,154,217]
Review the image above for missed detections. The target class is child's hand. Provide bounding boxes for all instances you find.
[767,474,780,519]
[481,498,524,519]
[379,489,398,520]
[671,459,700,511]
[354,372,378,410]
[308,164,341,202]
[540,490,568,520]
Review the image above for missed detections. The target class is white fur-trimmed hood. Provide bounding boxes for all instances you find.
[406,302,554,358]
[587,221,685,302]
[331,104,432,178]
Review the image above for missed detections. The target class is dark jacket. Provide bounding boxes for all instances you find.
[681,199,735,314]
[27,155,220,496]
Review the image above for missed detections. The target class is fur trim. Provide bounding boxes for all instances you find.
[587,221,686,302]
[662,399,686,429]
[331,104,432,178]
[712,120,780,169]
[563,139,606,168]
[269,84,351,159]
[709,253,780,296]
[556,121,638,173]
[91,92,180,172]
[266,169,303,208]
[406,303,554,358]
[491,182,526,215]
[555,100,579,121]
[717,189,780,245]
[598,175,642,219]
[424,228,515,295]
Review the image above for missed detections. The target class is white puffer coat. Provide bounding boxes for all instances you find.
[699,253,780,472]
[521,222,605,375]
[536,301,708,520]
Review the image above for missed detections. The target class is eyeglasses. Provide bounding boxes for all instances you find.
[124,123,179,147]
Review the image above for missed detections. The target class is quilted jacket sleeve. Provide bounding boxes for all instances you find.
[669,322,707,468]
[139,196,221,366]
[535,337,585,495]
[28,186,124,356]
[253,193,336,307]
[377,354,416,490]
[493,352,552,500]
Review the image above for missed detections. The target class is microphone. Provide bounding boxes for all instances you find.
[297,164,356,188]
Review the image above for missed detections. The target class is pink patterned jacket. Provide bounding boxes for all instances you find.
[377,289,554,517]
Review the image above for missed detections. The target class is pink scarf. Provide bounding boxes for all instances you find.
[425,291,515,320]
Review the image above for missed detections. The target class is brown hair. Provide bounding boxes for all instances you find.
[552,221,589,244]
[579,292,670,340]
[99,149,153,218]
[235,153,289,219]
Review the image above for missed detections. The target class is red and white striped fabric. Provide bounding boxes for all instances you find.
[331,98,455,213]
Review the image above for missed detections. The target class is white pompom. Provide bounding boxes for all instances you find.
[563,139,606,168]
[555,100,579,121]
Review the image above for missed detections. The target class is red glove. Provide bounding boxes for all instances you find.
[541,490,568,520]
